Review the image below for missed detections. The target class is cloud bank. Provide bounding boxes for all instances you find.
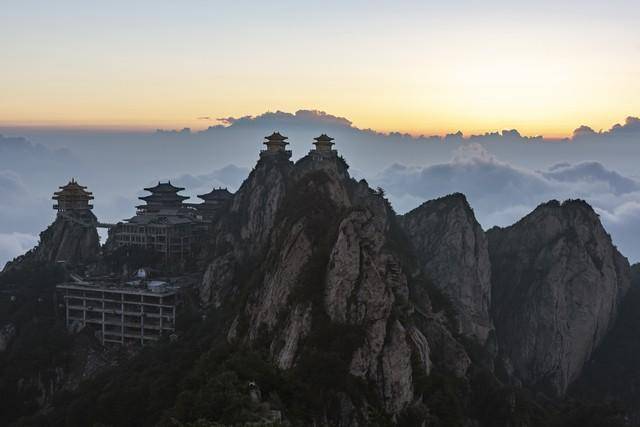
[1,111,640,265]
[371,144,640,262]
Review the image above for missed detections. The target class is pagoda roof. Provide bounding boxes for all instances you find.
[139,193,189,203]
[143,181,185,194]
[314,134,335,142]
[53,179,94,199]
[197,187,233,201]
[264,132,289,143]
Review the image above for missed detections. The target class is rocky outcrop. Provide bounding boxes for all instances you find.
[199,155,292,305]
[3,211,100,271]
[36,212,100,264]
[488,200,631,397]
[0,322,16,352]
[202,153,430,418]
[199,148,633,420]
[400,193,493,343]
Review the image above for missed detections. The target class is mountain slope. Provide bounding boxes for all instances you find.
[488,200,630,397]
[200,152,431,421]
[400,193,493,344]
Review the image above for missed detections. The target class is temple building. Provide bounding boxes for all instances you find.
[53,179,94,212]
[312,134,337,155]
[109,181,198,260]
[308,134,338,161]
[195,187,233,221]
[136,181,189,215]
[260,132,292,159]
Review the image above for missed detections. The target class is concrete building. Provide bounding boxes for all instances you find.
[57,279,177,346]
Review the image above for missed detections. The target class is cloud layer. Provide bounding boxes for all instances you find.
[1,111,640,265]
[371,144,640,262]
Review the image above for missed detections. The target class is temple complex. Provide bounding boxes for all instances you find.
[53,179,94,212]
[195,187,233,221]
[260,132,292,159]
[110,182,198,260]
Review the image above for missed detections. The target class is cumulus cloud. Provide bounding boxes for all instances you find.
[608,116,640,136]
[571,116,640,140]
[573,125,596,138]
[212,110,353,130]
[371,143,640,262]
[541,162,639,195]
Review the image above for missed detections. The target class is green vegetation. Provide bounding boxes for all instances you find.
[0,262,69,425]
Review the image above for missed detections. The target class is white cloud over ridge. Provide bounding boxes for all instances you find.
[372,144,640,262]
[2,111,640,265]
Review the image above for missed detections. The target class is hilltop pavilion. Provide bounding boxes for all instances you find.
[53,179,94,212]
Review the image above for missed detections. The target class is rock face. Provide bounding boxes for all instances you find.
[200,151,632,419]
[36,212,101,264]
[400,193,493,343]
[0,323,16,352]
[201,152,431,419]
[488,200,631,396]
[3,211,100,271]
[199,154,293,307]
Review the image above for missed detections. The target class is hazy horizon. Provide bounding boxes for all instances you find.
[1,108,640,267]
[1,110,638,139]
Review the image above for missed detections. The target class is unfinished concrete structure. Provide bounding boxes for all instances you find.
[57,279,177,346]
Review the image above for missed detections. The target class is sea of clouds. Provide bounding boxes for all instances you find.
[1,110,639,267]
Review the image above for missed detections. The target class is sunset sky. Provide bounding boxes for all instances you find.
[2,0,639,136]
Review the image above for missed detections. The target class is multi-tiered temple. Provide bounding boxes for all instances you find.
[260,132,292,159]
[136,182,190,215]
[110,182,198,260]
[309,134,338,159]
[196,187,233,221]
[53,179,94,212]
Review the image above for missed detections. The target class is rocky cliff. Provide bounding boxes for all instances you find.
[400,193,493,344]
[3,211,100,272]
[199,151,634,420]
[488,200,631,397]
[200,153,432,420]
[200,153,293,306]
